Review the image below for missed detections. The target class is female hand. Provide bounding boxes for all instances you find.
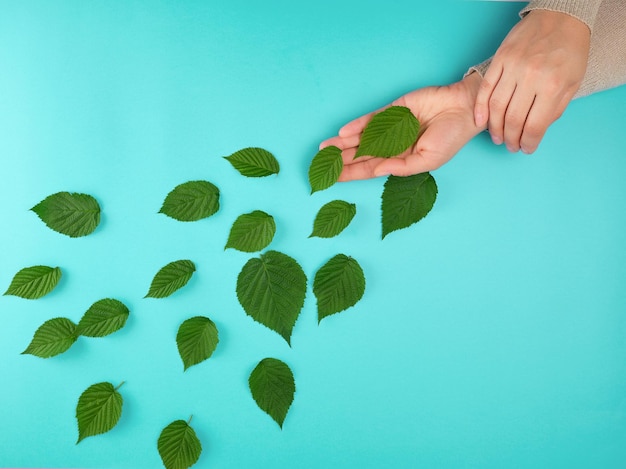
[474,10,591,153]
[320,72,485,181]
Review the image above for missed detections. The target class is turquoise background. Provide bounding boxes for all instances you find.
[1,1,625,468]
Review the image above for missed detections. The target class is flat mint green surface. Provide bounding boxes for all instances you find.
[1,1,625,468]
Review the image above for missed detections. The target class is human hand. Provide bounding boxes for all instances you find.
[320,72,485,181]
[474,10,591,154]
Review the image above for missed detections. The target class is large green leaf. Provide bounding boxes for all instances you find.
[236,251,307,345]
[76,381,124,443]
[225,210,276,252]
[158,419,202,469]
[22,317,77,358]
[176,316,219,371]
[76,298,130,337]
[159,180,220,222]
[308,145,343,194]
[310,200,356,238]
[145,260,196,298]
[31,192,101,237]
[4,265,62,299]
[355,106,420,158]
[224,147,280,177]
[313,254,366,322]
[381,173,438,239]
[249,358,295,429]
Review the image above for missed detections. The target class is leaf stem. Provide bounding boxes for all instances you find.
[115,381,126,391]
[187,415,193,425]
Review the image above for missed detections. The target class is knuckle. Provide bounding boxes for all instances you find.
[489,95,508,112]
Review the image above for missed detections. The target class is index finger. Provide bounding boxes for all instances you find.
[474,65,503,127]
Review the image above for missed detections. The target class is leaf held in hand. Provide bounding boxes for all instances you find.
[177,316,219,371]
[310,200,356,238]
[158,419,202,469]
[225,210,276,252]
[76,381,124,443]
[381,173,438,239]
[159,180,220,222]
[308,146,343,193]
[4,265,62,299]
[31,192,101,237]
[22,317,78,358]
[314,254,365,322]
[236,251,307,345]
[249,358,295,429]
[355,106,420,158]
[145,260,196,299]
[76,298,130,337]
[224,147,280,177]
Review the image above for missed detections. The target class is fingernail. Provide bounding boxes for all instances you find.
[491,135,502,145]
[374,170,391,178]
[506,144,517,153]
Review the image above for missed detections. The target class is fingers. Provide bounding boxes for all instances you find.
[502,88,536,152]
[474,66,502,128]
[518,93,569,153]
[319,134,361,151]
[485,77,517,146]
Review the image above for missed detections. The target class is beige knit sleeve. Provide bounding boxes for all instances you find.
[465,0,626,98]
[519,0,603,30]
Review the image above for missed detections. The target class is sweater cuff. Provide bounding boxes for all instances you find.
[464,58,492,79]
[519,0,603,31]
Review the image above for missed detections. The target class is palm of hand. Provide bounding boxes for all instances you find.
[321,73,484,181]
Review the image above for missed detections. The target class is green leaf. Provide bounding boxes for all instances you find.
[310,200,356,238]
[381,173,438,239]
[249,358,295,429]
[158,181,220,222]
[158,419,202,469]
[225,210,276,252]
[236,251,307,345]
[76,298,130,337]
[308,146,343,194]
[4,265,62,299]
[76,381,124,444]
[22,317,77,358]
[224,147,280,177]
[176,316,219,371]
[31,192,101,237]
[313,254,366,323]
[355,106,420,158]
[145,260,196,299]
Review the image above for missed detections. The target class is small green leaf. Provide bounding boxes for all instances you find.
[314,254,366,322]
[249,358,295,429]
[224,147,280,177]
[145,260,196,299]
[4,265,62,299]
[225,210,276,252]
[177,316,219,371]
[236,251,307,345]
[22,317,77,358]
[308,146,343,194]
[76,381,124,443]
[158,419,202,469]
[31,192,101,237]
[355,106,420,158]
[158,180,220,222]
[310,200,356,238]
[381,173,438,239]
[76,298,130,337]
